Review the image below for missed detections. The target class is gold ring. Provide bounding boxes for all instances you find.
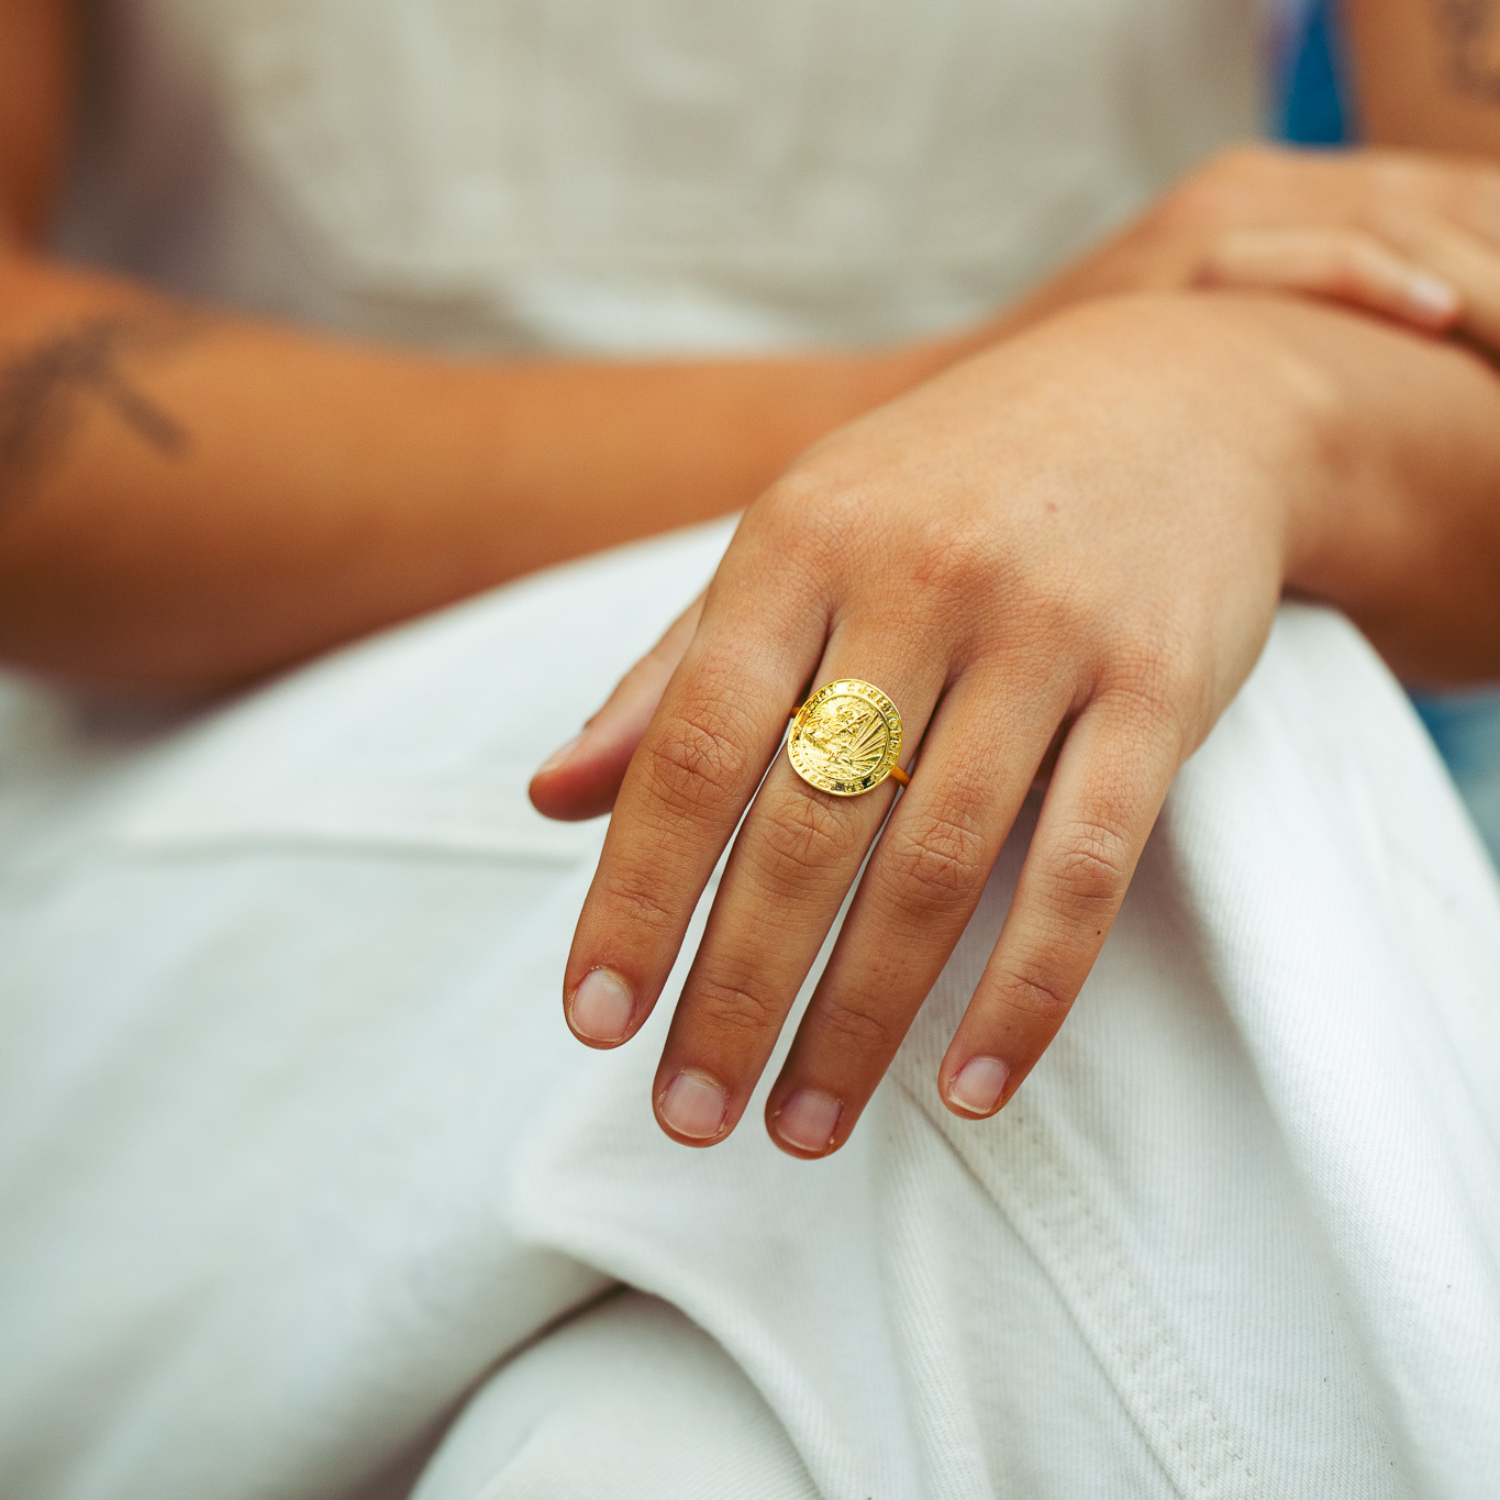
[787,679,909,796]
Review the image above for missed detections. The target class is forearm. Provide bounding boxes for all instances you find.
[0,253,950,691]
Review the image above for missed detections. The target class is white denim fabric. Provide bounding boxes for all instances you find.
[0,522,1498,1500]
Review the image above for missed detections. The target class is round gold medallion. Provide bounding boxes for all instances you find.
[787,679,904,796]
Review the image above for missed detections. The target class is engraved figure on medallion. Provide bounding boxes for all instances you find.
[788,678,902,794]
[801,697,889,782]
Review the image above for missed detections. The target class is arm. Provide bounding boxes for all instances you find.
[0,259,944,692]
[1347,0,1500,152]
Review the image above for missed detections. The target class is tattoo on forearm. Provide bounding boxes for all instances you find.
[0,316,193,517]
[1438,0,1500,103]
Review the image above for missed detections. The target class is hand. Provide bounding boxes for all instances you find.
[532,294,1328,1156]
[1024,144,1500,351]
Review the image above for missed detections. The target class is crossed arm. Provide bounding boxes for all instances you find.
[0,0,1498,694]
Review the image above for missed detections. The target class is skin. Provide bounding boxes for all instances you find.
[3,1,1499,1148]
[0,255,958,690]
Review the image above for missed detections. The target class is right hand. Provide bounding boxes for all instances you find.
[1011,144,1500,350]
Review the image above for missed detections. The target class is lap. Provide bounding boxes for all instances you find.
[2,522,1498,1500]
[412,1292,819,1500]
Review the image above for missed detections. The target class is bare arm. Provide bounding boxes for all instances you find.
[0,259,949,691]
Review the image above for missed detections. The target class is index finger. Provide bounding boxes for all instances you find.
[563,554,826,1049]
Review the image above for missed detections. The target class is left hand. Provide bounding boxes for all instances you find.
[531,293,1328,1156]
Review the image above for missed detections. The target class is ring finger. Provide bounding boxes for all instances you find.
[651,628,944,1146]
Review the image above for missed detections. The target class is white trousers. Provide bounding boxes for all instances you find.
[1,520,1498,1500]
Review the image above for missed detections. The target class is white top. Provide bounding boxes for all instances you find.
[58,0,1267,353]
[58,0,1500,859]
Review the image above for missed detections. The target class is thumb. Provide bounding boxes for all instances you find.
[528,592,705,821]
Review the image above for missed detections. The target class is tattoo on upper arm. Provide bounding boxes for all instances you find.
[1438,0,1500,102]
[0,315,194,517]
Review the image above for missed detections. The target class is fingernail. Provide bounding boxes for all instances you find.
[537,731,586,776]
[659,1070,728,1140]
[570,968,633,1043]
[773,1089,842,1155]
[948,1056,1010,1116]
[1407,272,1460,319]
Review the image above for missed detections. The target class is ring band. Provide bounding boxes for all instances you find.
[787,679,910,796]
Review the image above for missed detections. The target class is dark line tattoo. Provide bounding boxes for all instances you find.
[0,315,194,518]
[1437,0,1500,104]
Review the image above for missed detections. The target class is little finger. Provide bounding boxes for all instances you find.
[938,692,1182,1116]
[1199,226,1462,332]
[530,592,705,821]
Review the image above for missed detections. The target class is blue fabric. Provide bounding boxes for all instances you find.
[1279,0,1351,145]
[1413,691,1500,864]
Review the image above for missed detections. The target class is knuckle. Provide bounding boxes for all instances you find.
[755,472,853,564]
[1100,641,1200,747]
[1157,145,1279,233]
[1152,177,1222,238]
[752,792,860,893]
[1325,235,1380,295]
[599,863,680,937]
[1045,813,1135,913]
[645,702,753,814]
[735,478,865,608]
[886,801,992,914]
[991,960,1075,1022]
[811,994,902,1054]
[690,972,783,1038]
[908,521,989,597]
